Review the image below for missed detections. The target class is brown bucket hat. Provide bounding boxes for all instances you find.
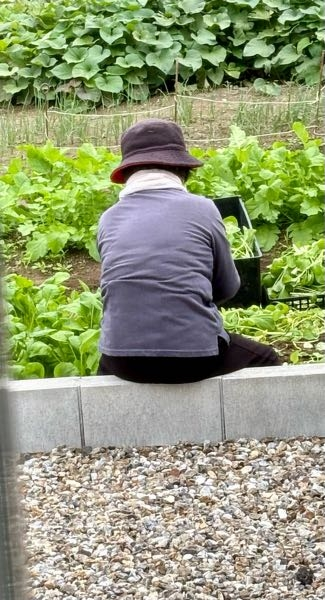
[110,118,203,184]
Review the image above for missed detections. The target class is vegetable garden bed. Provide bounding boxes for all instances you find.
[1,104,324,378]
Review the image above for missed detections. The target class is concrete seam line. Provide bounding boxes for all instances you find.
[76,383,85,449]
[219,378,226,442]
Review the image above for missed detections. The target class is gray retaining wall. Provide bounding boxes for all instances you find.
[7,363,325,453]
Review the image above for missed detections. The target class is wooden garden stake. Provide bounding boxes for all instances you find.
[174,58,179,124]
[316,49,325,124]
[40,83,50,140]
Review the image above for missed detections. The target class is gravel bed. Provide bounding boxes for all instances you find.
[18,437,325,600]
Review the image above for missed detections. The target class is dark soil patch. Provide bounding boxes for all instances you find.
[5,249,101,291]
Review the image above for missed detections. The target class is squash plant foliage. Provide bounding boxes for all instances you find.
[0,0,323,104]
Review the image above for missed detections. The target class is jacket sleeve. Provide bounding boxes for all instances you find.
[210,205,241,306]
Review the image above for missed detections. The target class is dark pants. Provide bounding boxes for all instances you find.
[97,333,282,383]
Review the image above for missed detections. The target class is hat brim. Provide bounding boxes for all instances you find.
[110,151,203,184]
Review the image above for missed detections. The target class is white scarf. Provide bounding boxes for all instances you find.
[119,169,186,198]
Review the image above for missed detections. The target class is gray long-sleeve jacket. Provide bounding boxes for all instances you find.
[97,188,240,357]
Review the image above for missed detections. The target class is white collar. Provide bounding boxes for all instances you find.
[119,169,186,198]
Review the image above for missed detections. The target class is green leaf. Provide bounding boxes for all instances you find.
[47,229,70,254]
[54,362,80,377]
[50,62,74,80]
[297,37,311,54]
[25,234,49,261]
[226,0,259,6]
[153,14,176,27]
[75,86,102,102]
[300,195,323,217]
[72,60,100,80]
[243,39,275,58]
[0,63,19,77]
[31,52,57,69]
[203,10,231,30]
[292,122,310,145]
[102,65,128,76]
[124,71,145,85]
[254,57,272,72]
[200,46,227,66]
[206,67,224,85]
[287,221,316,246]
[253,78,281,95]
[146,49,176,72]
[44,272,71,286]
[116,54,145,69]
[49,331,74,343]
[94,74,123,93]
[87,45,111,63]
[99,26,124,45]
[127,84,150,101]
[255,224,280,251]
[278,8,303,23]
[22,146,55,172]
[23,362,45,379]
[0,39,9,52]
[295,56,320,85]
[40,34,67,50]
[7,274,33,290]
[63,47,88,63]
[180,0,205,13]
[289,350,300,364]
[3,78,29,94]
[79,329,100,354]
[154,32,175,50]
[17,222,35,238]
[85,238,100,261]
[72,36,94,47]
[224,63,242,79]
[28,341,51,358]
[178,49,202,70]
[273,44,300,65]
[191,29,216,46]
[132,24,158,45]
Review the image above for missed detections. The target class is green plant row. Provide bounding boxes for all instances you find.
[189,123,324,250]
[0,143,120,261]
[0,123,323,263]
[0,0,323,105]
[5,272,102,379]
[4,271,324,379]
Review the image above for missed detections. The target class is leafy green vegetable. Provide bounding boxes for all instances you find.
[5,272,102,379]
[222,302,324,358]
[189,123,324,250]
[0,142,120,261]
[223,216,256,258]
[262,239,325,299]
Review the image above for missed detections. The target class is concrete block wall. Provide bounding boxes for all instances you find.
[7,363,325,453]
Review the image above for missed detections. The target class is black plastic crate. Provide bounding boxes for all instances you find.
[261,287,325,310]
[213,196,262,308]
